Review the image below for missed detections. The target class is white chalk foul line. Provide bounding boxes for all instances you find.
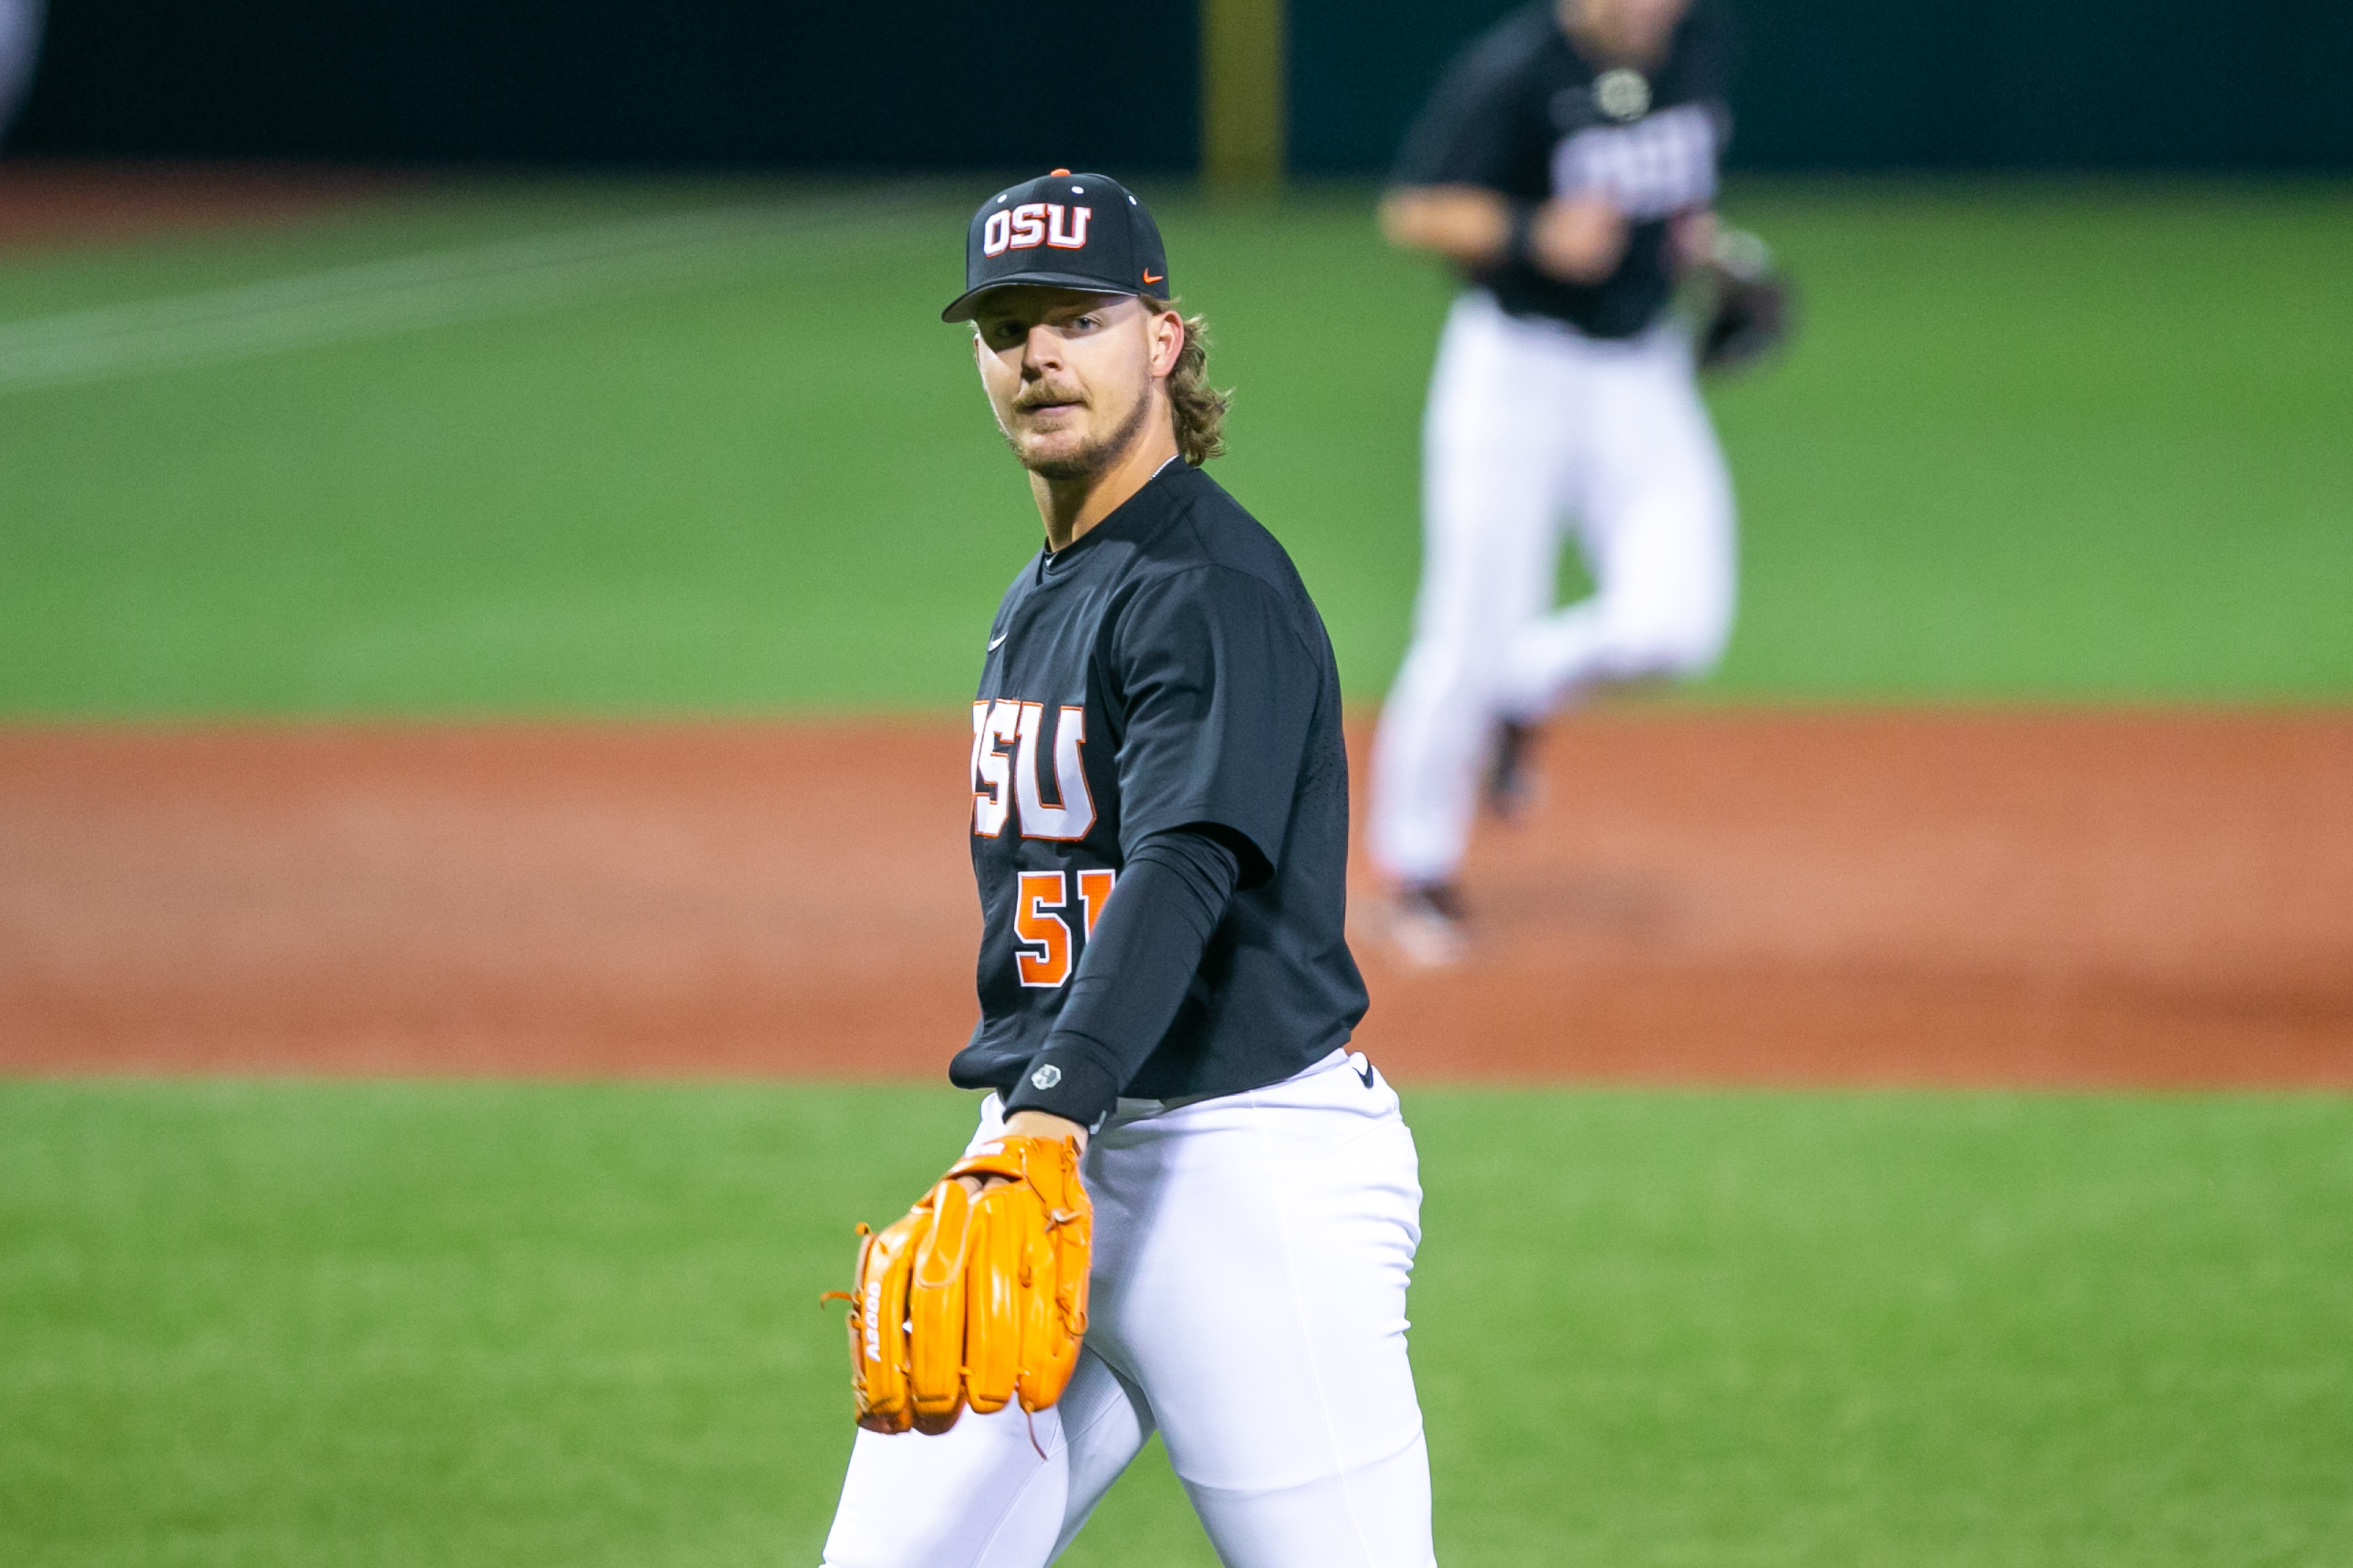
[0,193,932,396]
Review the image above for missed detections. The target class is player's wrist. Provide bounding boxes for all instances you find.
[1000,1108,1089,1153]
[1002,1040,1120,1135]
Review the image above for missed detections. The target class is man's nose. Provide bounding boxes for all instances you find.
[1021,326,1064,369]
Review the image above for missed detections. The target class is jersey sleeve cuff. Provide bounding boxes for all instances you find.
[1000,1036,1125,1130]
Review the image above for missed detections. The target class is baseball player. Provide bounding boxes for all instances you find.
[818,172,1437,1568]
[1367,0,1749,962]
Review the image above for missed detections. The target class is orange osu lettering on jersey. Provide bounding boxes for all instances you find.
[1014,872,1074,988]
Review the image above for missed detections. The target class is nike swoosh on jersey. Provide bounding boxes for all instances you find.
[988,632,1009,651]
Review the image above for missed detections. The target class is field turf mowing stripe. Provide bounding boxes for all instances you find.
[1,179,2350,716]
[3,1081,2346,1567]
[0,195,939,395]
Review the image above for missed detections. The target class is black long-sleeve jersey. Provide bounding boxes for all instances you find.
[949,459,1368,1127]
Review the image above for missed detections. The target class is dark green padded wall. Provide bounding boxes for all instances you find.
[1289,0,2353,172]
[12,0,2350,172]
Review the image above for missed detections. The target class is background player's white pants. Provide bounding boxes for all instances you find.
[1369,290,1737,886]
[821,1051,1435,1568]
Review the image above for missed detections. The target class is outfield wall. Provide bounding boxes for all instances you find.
[1292,0,2353,173]
[9,0,2352,173]
[9,0,1200,168]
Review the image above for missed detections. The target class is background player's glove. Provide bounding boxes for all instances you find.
[832,1134,1092,1436]
[1694,227,1792,374]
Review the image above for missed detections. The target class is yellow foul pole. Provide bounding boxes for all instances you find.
[1201,0,1285,185]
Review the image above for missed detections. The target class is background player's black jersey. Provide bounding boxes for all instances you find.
[1392,0,1729,339]
[951,460,1367,1106]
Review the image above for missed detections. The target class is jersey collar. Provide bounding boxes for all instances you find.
[1038,457,1191,577]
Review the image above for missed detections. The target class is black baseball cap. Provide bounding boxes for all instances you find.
[941,170,1172,323]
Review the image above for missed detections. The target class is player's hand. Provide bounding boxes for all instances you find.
[961,1110,1088,1196]
[1529,196,1629,284]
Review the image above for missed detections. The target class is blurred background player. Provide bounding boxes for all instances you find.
[0,0,42,142]
[1367,0,1745,963]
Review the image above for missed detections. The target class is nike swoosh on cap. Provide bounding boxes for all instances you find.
[988,632,1009,651]
[1142,270,1163,284]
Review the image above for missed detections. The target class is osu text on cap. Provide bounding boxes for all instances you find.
[982,202,1092,257]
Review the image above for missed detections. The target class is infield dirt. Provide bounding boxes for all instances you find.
[0,159,402,251]
[3,713,2347,1085]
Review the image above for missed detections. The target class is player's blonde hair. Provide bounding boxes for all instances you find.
[1144,297,1231,466]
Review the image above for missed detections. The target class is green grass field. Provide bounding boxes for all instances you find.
[3,1083,2348,1567]
[2,177,2349,715]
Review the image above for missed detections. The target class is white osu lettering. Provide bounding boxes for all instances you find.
[1552,102,1717,220]
[1031,1065,1063,1090]
[973,698,1092,840]
[992,203,1092,255]
[971,699,1021,837]
[1014,702,1095,840]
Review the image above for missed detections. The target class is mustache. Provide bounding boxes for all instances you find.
[1012,382,1088,412]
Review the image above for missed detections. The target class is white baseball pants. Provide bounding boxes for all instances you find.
[1369,290,1737,886]
[820,1050,1435,1568]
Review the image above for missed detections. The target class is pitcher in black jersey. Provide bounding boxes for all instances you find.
[1367,0,1743,963]
[820,172,1437,1568]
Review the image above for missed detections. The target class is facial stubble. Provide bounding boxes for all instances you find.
[1004,374,1158,483]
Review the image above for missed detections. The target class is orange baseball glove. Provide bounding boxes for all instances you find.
[831,1134,1092,1436]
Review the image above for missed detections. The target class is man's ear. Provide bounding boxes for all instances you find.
[1149,309,1185,378]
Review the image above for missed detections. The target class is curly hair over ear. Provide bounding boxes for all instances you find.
[1144,296,1232,465]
